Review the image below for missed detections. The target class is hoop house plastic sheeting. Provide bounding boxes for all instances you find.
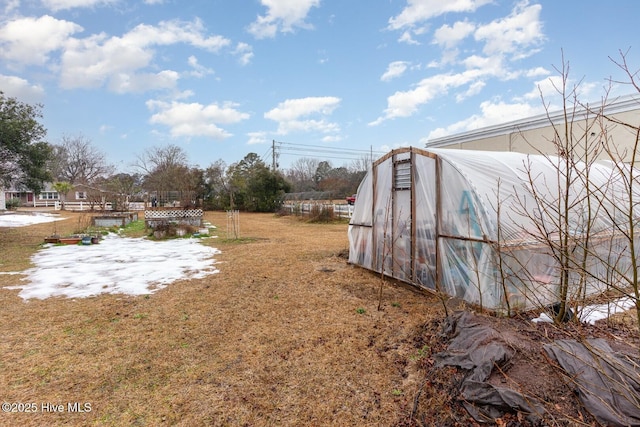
[348,147,640,313]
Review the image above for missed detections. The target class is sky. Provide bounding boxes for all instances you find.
[2,0,640,172]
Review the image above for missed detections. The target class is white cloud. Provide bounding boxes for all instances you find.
[388,0,492,31]
[0,74,45,103]
[461,54,505,76]
[187,55,215,78]
[109,70,180,93]
[525,67,551,78]
[265,96,340,121]
[375,1,546,126]
[1,16,230,94]
[321,134,342,143]
[427,99,545,139]
[247,131,268,145]
[146,100,250,139]
[428,48,460,67]
[59,19,231,92]
[276,119,340,135]
[173,89,195,100]
[433,20,475,49]
[234,42,254,66]
[517,75,599,111]
[60,32,153,89]
[421,68,608,143]
[370,70,483,125]
[456,80,485,101]
[124,19,230,52]
[0,15,83,66]
[398,30,420,45]
[381,61,410,82]
[264,96,341,135]
[41,0,118,12]
[247,0,320,39]
[521,75,564,101]
[474,1,544,58]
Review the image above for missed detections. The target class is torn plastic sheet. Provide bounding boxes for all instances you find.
[544,338,640,427]
[435,311,545,423]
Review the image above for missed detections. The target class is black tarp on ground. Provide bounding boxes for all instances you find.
[544,338,640,427]
[434,311,546,423]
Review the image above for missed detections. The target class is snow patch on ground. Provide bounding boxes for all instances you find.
[0,212,67,227]
[6,233,221,300]
[532,297,635,324]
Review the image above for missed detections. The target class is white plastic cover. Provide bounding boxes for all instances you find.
[348,147,640,313]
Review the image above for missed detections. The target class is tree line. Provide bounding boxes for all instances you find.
[0,92,367,212]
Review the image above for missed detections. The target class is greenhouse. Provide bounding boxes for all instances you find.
[348,147,640,314]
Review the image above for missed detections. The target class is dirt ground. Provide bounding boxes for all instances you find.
[0,209,638,426]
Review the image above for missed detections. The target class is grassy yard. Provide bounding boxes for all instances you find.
[0,210,439,426]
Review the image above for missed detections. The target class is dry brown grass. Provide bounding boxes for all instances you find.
[0,210,444,426]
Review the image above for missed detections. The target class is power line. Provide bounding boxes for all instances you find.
[277,140,383,155]
[260,145,272,162]
[279,152,367,162]
[271,140,385,170]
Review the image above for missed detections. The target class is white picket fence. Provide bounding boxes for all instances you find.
[29,201,151,211]
[281,202,353,218]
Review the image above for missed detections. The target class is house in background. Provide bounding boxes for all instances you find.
[2,181,145,211]
[4,182,60,208]
[68,183,112,210]
[2,182,112,209]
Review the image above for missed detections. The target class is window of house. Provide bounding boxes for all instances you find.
[75,191,87,200]
[39,192,59,200]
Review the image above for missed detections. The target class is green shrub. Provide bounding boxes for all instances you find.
[5,198,20,210]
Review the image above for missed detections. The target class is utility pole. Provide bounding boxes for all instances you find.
[272,140,278,171]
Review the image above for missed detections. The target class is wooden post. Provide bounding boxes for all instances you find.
[410,148,417,283]
[435,154,442,297]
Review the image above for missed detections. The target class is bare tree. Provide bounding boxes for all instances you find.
[134,144,189,176]
[52,134,112,185]
[579,49,640,328]
[349,154,374,173]
[135,144,198,206]
[492,51,640,329]
[104,173,142,211]
[204,160,230,209]
[285,157,319,192]
[503,57,601,323]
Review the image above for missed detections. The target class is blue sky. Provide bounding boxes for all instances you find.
[2,0,639,172]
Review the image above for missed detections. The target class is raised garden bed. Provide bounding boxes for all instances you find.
[44,235,101,245]
[144,208,203,228]
[58,236,82,245]
[93,212,139,228]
